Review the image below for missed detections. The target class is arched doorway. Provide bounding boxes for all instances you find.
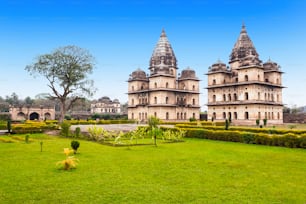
[30,112,39,120]
[17,112,26,120]
[44,112,51,120]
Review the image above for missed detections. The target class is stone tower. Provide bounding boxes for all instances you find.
[128,29,200,121]
[206,24,284,125]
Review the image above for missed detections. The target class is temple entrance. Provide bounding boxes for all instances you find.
[29,112,39,120]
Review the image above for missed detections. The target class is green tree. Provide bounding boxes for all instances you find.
[148,116,160,146]
[25,45,96,123]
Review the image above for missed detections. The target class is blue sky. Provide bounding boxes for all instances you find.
[0,0,305,110]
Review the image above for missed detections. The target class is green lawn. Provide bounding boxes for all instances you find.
[0,135,305,203]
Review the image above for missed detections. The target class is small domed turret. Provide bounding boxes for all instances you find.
[209,60,227,72]
[129,68,147,80]
[263,58,279,71]
[179,67,197,79]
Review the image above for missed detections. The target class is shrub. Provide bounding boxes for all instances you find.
[242,132,255,144]
[74,127,81,138]
[225,119,229,130]
[7,119,11,133]
[189,117,196,122]
[56,148,79,170]
[263,118,267,126]
[87,125,107,141]
[71,141,80,154]
[25,134,30,143]
[60,122,71,137]
[256,119,260,126]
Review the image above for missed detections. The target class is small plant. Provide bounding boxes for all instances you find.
[263,118,267,126]
[25,134,30,143]
[288,124,296,129]
[225,119,229,130]
[7,119,11,134]
[60,122,71,137]
[71,140,80,154]
[40,141,43,152]
[87,125,106,141]
[189,117,196,122]
[256,119,260,126]
[74,127,81,138]
[148,116,160,146]
[56,148,79,170]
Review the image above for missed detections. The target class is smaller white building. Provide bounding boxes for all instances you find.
[91,96,121,114]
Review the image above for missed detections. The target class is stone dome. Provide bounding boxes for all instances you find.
[129,68,147,80]
[263,58,279,71]
[99,96,112,103]
[180,67,197,79]
[209,60,227,72]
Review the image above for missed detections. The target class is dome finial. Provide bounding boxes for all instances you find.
[241,21,246,33]
[161,28,166,37]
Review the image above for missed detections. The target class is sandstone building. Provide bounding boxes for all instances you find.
[206,24,284,125]
[128,30,200,121]
[91,96,121,114]
[9,105,55,120]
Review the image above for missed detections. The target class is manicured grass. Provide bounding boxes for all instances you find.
[0,134,306,203]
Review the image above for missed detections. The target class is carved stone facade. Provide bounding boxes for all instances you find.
[128,30,200,121]
[207,24,284,125]
[91,96,121,114]
[9,106,55,120]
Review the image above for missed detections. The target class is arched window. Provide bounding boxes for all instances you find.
[258,75,260,81]
[154,82,157,88]
[145,113,147,119]
[166,82,169,88]
[165,97,169,104]
[234,93,237,101]
[184,113,187,120]
[139,112,141,120]
[192,85,195,91]
[154,112,157,117]
[276,78,279,84]
[166,112,169,120]
[132,99,134,105]
[193,113,196,119]
[245,92,249,100]
[181,112,183,120]
[245,75,248,81]
[131,113,134,119]
[245,112,249,120]
[258,92,260,100]
[223,112,226,119]
[228,94,231,101]
[154,97,157,104]
[132,86,134,91]
[234,112,237,120]
[213,79,216,85]
[192,98,195,105]
[213,112,216,120]
[277,112,280,120]
[213,95,216,102]
[223,94,226,102]
[177,113,180,120]
[277,94,279,102]
[258,112,261,119]
[228,112,232,120]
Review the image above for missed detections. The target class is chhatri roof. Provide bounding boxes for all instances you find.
[149,29,177,74]
[229,24,261,66]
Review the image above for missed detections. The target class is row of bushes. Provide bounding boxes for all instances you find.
[161,121,225,126]
[68,119,136,125]
[11,121,58,134]
[175,124,306,135]
[183,128,306,148]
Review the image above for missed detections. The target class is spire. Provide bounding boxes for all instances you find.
[149,29,177,76]
[229,24,262,67]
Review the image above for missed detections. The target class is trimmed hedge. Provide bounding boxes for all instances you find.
[175,124,306,135]
[161,121,225,126]
[66,119,136,125]
[183,128,306,149]
[12,121,58,134]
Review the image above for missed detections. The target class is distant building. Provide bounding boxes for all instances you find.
[9,105,55,120]
[206,24,284,125]
[91,96,121,114]
[127,29,200,121]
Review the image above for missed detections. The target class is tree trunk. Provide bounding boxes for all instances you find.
[59,101,66,123]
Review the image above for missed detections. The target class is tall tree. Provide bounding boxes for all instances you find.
[25,45,96,122]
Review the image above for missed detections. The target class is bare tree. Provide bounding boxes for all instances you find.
[25,45,96,122]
